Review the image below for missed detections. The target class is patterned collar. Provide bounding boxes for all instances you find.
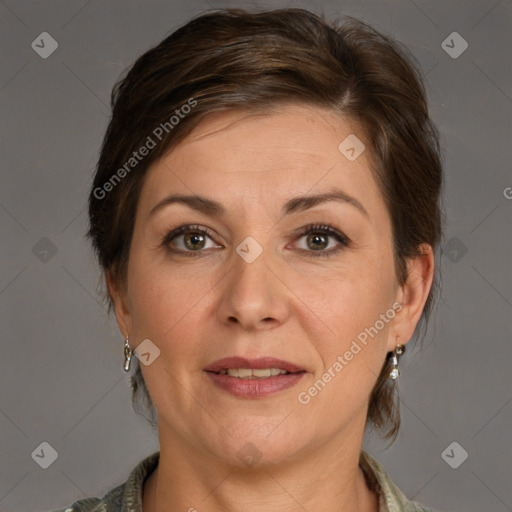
[58,449,435,512]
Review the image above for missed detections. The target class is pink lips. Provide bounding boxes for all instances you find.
[203,356,306,399]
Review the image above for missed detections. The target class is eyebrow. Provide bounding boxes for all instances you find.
[148,188,369,219]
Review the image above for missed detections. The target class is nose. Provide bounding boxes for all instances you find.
[216,245,291,331]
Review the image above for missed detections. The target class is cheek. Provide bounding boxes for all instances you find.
[300,282,394,419]
[127,259,207,412]
[127,247,201,335]
[310,253,395,336]
[307,256,396,395]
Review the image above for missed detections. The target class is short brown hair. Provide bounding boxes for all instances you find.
[87,7,444,442]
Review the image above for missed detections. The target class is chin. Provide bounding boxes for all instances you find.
[205,419,306,469]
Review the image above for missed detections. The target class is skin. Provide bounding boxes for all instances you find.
[108,104,434,512]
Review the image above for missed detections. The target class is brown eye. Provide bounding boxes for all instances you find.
[293,224,350,258]
[183,232,207,250]
[162,224,220,255]
[306,232,329,251]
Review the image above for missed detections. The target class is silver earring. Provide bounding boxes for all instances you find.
[388,343,405,380]
[123,337,133,372]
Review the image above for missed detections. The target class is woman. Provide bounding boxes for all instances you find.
[57,7,443,512]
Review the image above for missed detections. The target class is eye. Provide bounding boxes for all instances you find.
[161,223,350,258]
[161,224,221,255]
[293,224,350,257]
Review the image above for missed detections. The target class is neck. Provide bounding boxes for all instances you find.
[143,422,378,512]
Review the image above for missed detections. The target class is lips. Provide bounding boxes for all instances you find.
[203,356,306,398]
[203,356,305,374]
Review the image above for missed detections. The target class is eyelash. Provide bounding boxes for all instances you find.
[160,223,351,258]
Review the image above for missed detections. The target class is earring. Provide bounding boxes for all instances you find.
[123,337,134,372]
[388,343,405,380]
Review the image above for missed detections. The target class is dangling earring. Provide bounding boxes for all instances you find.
[388,343,405,380]
[123,337,133,372]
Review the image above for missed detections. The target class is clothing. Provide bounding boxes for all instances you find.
[53,450,435,512]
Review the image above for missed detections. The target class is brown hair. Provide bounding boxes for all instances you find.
[87,7,444,442]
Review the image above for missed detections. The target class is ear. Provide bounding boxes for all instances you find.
[387,244,435,352]
[106,269,133,340]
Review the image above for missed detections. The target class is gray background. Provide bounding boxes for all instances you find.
[0,0,511,511]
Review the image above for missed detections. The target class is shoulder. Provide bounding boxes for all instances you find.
[51,451,160,512]
[51,483,124,512]
[359,449,440,512]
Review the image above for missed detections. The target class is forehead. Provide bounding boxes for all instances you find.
[139,104,383,219]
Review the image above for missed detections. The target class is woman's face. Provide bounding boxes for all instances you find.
[110,104,430,466]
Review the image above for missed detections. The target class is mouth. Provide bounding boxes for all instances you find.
[203,357,306,398]
[204,356,305,377]
[215,368,293,378]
